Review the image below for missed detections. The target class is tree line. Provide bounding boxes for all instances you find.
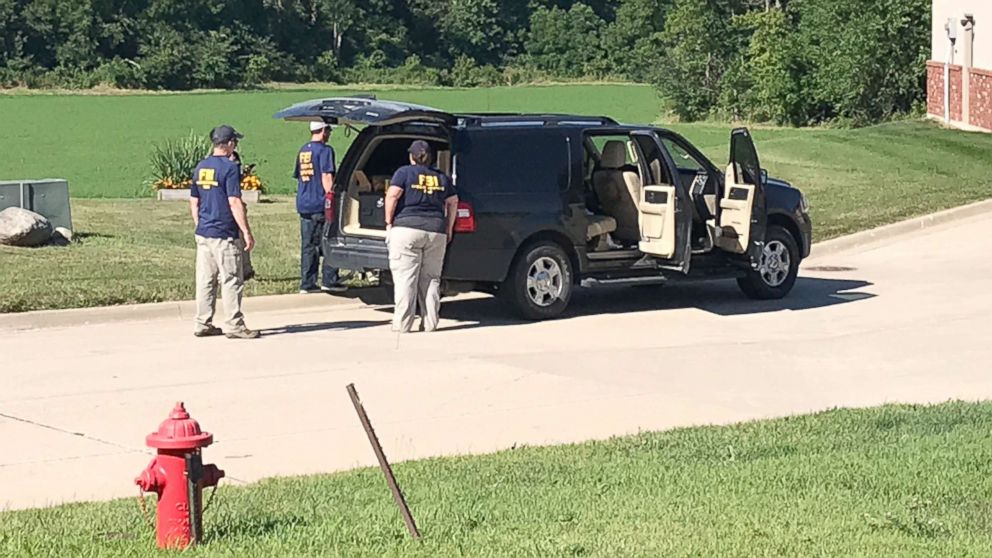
[0,0,929,125]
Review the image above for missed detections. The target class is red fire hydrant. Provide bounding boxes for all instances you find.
[135,402,224,549]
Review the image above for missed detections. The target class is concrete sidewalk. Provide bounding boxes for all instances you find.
[2,212,991,511]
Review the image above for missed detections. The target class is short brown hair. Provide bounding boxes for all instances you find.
[408,140,433,166]
[412,151,432,166]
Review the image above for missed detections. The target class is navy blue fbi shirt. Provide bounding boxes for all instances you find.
[390,165,456,234]
[294,141,335,215]
[191,155,242,239]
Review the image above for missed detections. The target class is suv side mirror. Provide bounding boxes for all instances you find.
[760,168,768,185]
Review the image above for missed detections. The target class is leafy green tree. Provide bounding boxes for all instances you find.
[0,0,934,127]
[657,0,740,120]
[137,27,197,90]
[447,55,501,87]
[524,3,606,78]
[724,8,808,124]
[790,0,929,124]
[443,0,506,65]
[602,0,671,81]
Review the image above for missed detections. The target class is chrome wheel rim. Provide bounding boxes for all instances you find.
[759,240,791,287]
[526,257,564,307]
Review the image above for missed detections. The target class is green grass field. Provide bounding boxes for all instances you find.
[3,402,991,557]
[0,84,661,198]
[1,84,991,312]
[0,198,303,312]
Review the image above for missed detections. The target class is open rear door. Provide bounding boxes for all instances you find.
[631,132,692,273]
[715,128,766,267]
[273,96,456,128]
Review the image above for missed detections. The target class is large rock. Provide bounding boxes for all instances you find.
[0,207,53,247]
[49,226,73,247]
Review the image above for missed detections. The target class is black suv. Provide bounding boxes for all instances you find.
[275,97,812,320]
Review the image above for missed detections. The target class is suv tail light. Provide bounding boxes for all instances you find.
[454,201,476,233]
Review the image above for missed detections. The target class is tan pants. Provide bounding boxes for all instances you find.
[195,235,246,333]
[387,226,447,333]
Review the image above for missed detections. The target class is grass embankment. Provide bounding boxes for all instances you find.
[2,402,991,557]
[1,85,990,312]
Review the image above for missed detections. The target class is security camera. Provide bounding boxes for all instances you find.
[946,18,958,41]
[962,14,975,27]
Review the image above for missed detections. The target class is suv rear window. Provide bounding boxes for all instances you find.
[457,130,569,194]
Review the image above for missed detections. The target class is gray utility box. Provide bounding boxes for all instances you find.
[0,179,73,230]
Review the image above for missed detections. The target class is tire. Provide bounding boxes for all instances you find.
[502,242,574,320]
[737,225,800,300]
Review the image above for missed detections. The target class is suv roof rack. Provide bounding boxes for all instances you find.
[457,114,618,127]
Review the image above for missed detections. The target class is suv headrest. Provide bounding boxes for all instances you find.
[600,141,627,169]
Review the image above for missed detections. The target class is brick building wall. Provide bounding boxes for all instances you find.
[929,2,991,132]
[950,66,963,121]
[969,68,992,130]
[926,61,992,131]
[927,62,945,115]
[927,62,965,121]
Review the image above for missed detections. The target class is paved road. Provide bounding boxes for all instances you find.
[2,214,990,511]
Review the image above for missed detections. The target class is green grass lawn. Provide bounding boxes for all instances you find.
[3,402,991,557]
[0,198,303,312]
[0,84,661,198]
[1,85,991,312]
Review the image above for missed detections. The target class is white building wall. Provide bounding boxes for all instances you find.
[932,0,992,69]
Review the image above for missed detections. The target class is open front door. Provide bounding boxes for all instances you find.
[631,132,692,273]
[716,128,766,267]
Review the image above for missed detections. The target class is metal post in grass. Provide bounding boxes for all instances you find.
[346,383,421,540]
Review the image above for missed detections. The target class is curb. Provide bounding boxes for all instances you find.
[0,291,370,331]
[808,199,992,260]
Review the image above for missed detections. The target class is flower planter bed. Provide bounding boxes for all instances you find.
[157,189,261,203]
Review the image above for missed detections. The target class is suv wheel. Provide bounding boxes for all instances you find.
[504,242,573,320]
[737,225,800,300]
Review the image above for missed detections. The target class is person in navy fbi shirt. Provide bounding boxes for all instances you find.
[384,140,459,333]
[190,125,259,339]
[294,121,345,293]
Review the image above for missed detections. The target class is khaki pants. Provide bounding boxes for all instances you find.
[195,235,246,333]
[387,226,447,333]
[241,239,254,277]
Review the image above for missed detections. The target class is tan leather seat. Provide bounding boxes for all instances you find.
[587,214,617,241]
[436,150,451,173]
[593,141,642,243]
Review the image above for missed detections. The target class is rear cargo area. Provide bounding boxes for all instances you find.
[340,134,452,239]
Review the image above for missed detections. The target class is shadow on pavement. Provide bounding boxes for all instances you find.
[260,320,389,336]
[435,277,875,331]
[342,287,394,306]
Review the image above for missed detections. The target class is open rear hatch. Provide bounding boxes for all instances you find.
[274,96,456,273]
[273,96,456,128]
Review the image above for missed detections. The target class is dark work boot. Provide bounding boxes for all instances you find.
[194,326,223,338]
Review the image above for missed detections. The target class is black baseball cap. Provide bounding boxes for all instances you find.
[408,140,431,157]
[210,125,244,145]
